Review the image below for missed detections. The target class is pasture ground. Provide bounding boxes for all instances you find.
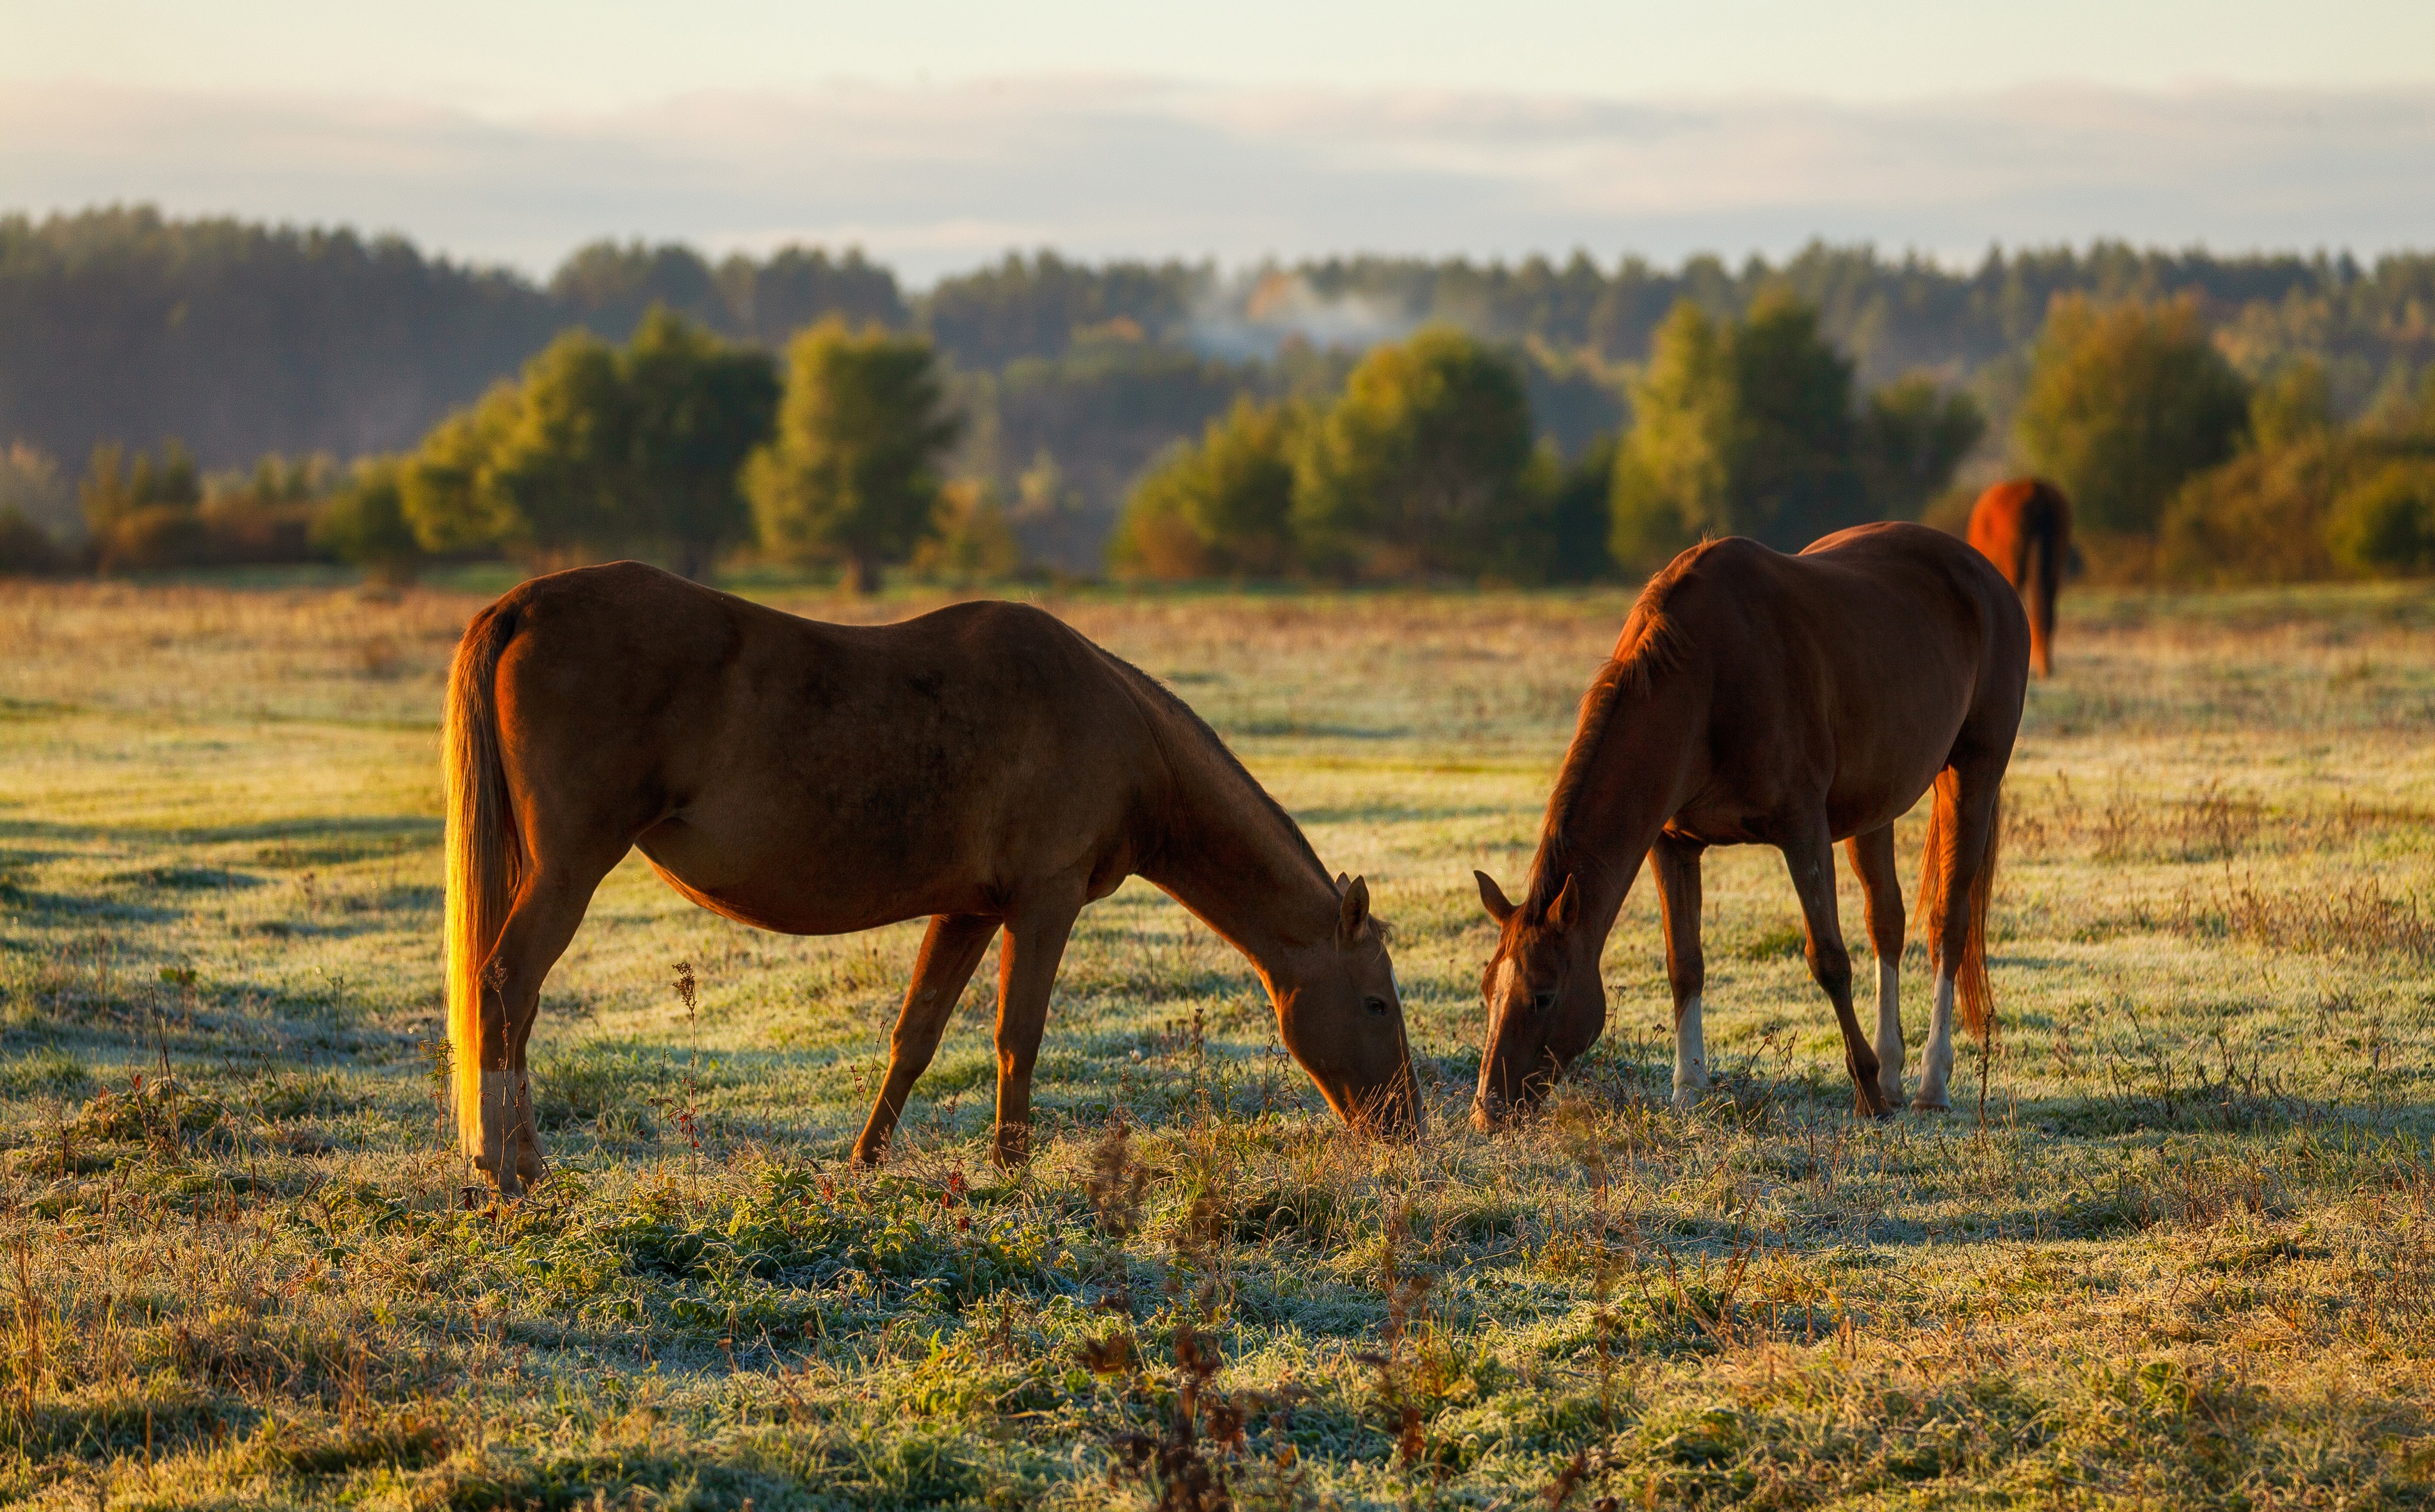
[2,573,2434,1509]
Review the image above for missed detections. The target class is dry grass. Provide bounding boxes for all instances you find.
[1,570,2433,1509]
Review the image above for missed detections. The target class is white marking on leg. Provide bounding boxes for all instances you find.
[1913,974,1956,1112]
[1874,958,1905,1106]
[1673,993,1708,1111]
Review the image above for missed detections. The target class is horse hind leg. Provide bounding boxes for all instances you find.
[1781,827,1892,1118]
[1913,762,2002,1113]
[851,912,1001,1166]
[1651,835,1709,1111]
[1844,824,1906,1109]
[474,844,625,1194]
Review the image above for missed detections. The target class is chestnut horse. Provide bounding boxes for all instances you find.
[1471,523,2027,1125]
[445,563,1418,1195]
[1967,478,2073,677]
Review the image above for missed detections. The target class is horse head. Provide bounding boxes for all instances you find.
[1471,869,1604,1129]
[1275,874,1422,1139]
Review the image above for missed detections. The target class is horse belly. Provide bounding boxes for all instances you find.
[634,812,994,936]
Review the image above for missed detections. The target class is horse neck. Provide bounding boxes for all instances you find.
[1530,670,1693,942]
[1143,741,1341,980]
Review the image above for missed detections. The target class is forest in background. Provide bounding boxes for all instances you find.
[6,206,2435,574]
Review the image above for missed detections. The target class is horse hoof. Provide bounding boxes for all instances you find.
[1910,1097,1953,1115]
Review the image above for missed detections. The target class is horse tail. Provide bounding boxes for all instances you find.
[1959,783,1999,1047]
[444,602,524,1159]
[2029,485,2068,677]
[1913,770,2001,1048]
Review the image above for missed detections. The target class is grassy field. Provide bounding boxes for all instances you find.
[3,572,2435,1510]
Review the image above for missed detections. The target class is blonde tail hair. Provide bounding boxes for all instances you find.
[444,606,524,1159]
[1913,770,2001,1047]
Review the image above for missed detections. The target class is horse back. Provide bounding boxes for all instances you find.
[1967,478,2071,589]
[477,563,1167,931]
[1650,525,2027,840]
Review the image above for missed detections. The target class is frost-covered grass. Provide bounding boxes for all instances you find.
[2,573,2433,1509]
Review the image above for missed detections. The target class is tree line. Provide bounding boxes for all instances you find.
[4,205,2434,586]
[7,207,2434,547]
[17,276,2427,588]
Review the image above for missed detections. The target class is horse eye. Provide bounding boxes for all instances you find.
[1531,992,1557,1014]
[1364,996,1389,1017]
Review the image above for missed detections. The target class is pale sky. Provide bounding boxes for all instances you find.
[12,1,2435,108]
[3,1,2432,278]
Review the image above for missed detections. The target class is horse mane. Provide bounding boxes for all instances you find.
[1528,552,1695,913]
[1093,645,1341,895]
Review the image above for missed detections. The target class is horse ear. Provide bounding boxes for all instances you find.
[1547,874,1579,933]
[1338,875,1371,942]
[1335,871,1350,894]
[1475,870,1515,925]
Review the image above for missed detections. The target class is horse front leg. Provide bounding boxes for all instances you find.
[1651,835,1709,1111]
[1781,828,1891,1119]
[989,886,1085,1167]
[1844,824,1906,1109]
[851,912,1000,1166]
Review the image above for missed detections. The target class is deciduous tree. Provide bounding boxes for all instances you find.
[1860,376,1985,521]
[1111,396,1302,579]
[1292,325,1535,578]
[745,320,961,591]
[623,307,779,578]
[2015,295,2251,535]
[1610,293,1869,567]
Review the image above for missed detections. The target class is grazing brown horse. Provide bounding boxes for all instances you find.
[445,563,1419,1195]
[1967,478,2073,677]
[1471,523,2028,1126]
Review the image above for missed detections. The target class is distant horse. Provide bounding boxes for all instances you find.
[1967,478,2073,677]
[1471,524,2028,1125]
[444,563,1419,1195]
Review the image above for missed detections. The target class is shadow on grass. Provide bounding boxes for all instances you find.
[0,891,182,924]
[0,814,440,851]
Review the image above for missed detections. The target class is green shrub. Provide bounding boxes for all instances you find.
[0,508,62,575]
[311,458,423,585]
[2326,459,2435,577]
[2158,431,2352,584]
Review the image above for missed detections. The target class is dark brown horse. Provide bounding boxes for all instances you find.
[1967,478,2073,677]
[1471,523,2028,1125]
[445,563,1418,1194]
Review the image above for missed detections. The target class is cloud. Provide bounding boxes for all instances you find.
[1,77,2427,279]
